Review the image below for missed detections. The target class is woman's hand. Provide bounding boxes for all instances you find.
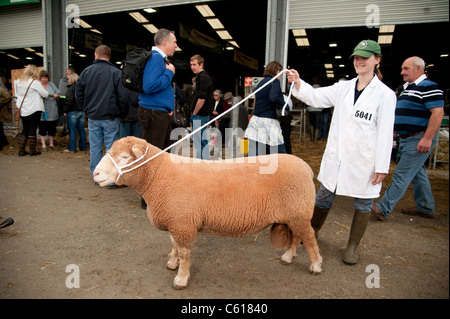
[286,69,301,90]
[372,173,386,185]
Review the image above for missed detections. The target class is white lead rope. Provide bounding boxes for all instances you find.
[109,69,294,182]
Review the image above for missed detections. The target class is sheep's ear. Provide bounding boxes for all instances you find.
[131,144,145,158]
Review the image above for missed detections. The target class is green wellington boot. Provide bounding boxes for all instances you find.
[343,209,370,265]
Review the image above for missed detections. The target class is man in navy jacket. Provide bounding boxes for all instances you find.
[76,45,128,179]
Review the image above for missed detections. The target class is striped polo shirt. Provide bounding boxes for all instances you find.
[394,75,444,135]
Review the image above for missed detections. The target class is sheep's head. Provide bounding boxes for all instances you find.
[93,137,148,186]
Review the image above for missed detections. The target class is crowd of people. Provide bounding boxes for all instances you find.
[0,32,445,270]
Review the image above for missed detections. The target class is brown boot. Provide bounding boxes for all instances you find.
[343,210,370,265]
[18,134,28,156]
[28,136,41,156]
[311,205,330,237]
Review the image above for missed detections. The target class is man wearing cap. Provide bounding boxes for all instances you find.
[287,40,396,265]
[371,56,444,220]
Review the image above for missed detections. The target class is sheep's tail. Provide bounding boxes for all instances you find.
[270,223,293,250]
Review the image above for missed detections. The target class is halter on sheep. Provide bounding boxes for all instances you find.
[106,69,294,184]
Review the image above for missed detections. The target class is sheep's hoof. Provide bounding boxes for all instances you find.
[172,276,188,290]
[166,261,179,271]
[280,252,295,265]
[309,262,322,275]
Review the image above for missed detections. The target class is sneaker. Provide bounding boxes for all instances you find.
[370,203,385,221]
[401,207,434,219]
[0,217,14,229]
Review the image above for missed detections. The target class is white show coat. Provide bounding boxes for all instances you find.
[292,75,396,198]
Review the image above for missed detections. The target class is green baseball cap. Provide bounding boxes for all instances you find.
[350,40,381,58]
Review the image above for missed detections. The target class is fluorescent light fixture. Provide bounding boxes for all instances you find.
[378,34,393,44]
[207,18,224,30]
[335,55,342,59]
[216,30,232,40]
[226,45,234,50]
[129,12,149,23]
[116,61,122,65]
[329,42,337,47]
[324,63,333,69]
[24,47,35,52]
[339,64,345,67]
[35,52,43,57]
[228,41,240,48]
[143,8,156,13]
[143,24,159,34]
[91,29,102,34]
[292,29,307,37]
[26,56,33,60]
[74,18,92,28]
[79,54,87,58]
[326,73,334,78]
[295,37,309,46]
[195,4,215,17]
[175,47,182,52]
[7,54,20,60]
[440,53,449,58]
[379,25,395,33]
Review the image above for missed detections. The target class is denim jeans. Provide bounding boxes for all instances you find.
[88,118,120,176]
[191,115,210,160]
[315,184,374,213]
[376,133,437,217]
[120,121,140,139]
[247,139,286,157]
[67,111,87,152]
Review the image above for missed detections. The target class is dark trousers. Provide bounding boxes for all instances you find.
[21,111,42,137]
[138,106,172,150]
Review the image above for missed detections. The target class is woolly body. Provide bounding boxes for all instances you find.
[94,136,322,289]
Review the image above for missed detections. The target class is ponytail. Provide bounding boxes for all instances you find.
[374,54,383,80]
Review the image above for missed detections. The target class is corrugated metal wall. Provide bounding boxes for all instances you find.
[289,0,449,29]
[0,3,43,49]
[66,0,214,16]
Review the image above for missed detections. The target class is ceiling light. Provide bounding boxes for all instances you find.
[324,63,333,69]
[335,55,342,59]
[7,54,20,60]
[339,64,345,67]
[379,25,395,33]
[440,53,448,58]
[143,8,156,13]
[228,41,240,48]
[195,4,215,17]
[35,52,43,57]
[143,24,159,34]
[292,29,307,37]
[207,18,224,30]
[295,38,309,47]
[129,12,149,23]
[329,43,337,47]
[79,54,87,58]
[378,34,393,44]
[226,45,234,50]
[74,18,92,29]
[26,57,33,60]
[24,47,35,52]
[91,29,102,34]
[216,30,233,40]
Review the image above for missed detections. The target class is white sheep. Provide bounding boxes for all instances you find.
[93,136,322,289]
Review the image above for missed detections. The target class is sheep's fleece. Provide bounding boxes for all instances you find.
[94,136,322,289]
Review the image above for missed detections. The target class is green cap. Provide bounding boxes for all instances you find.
[350,40,381,58]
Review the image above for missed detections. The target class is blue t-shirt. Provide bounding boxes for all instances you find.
[394,77,444,135]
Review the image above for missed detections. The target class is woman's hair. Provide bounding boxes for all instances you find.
[39,70,50,80]
[67,72,79,84]
[373,54,383,80]
[19,64,40,82]
[263,61,283,77]
[214,89,223,98]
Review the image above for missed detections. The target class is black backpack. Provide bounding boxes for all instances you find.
[121,48,153,93]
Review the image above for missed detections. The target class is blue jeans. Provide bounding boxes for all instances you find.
[88,118,120,176]
[247,139,286,157]
[120,121,140,139]
[191,115,210,160]
[67,111,87,152]
[315,184,373,213]
[376,133,437,217]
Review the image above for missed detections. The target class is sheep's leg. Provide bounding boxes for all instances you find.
[173,247,190,290]
[167,234,179,270]
[299,225,322,275]
[281,236,301,264]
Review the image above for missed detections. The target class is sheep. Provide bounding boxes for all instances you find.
[93,136,322,289]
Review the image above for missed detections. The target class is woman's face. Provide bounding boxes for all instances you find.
[40,76,49,85]
[353,55,380,75]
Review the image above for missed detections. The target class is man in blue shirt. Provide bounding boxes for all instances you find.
[139,29,177,150]
[372,56,445,220]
